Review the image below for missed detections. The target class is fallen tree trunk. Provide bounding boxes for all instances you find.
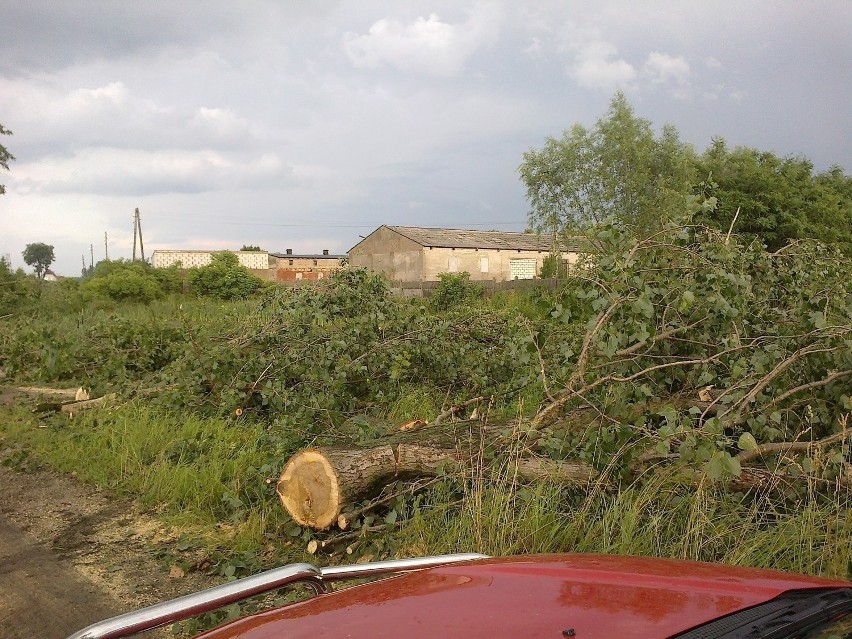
[60,394,116,415]
[276,444,596,530]
[7,386,79,399]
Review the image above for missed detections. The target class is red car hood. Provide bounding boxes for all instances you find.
[199,554,851,639]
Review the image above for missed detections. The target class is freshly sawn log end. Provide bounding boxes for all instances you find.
[277,450,341,530]
[276,446,397,531]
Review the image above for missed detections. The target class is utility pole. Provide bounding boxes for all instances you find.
[132,208,145,261]
[90,244,94,269]
[104,231,109,261]
[137,209,145,262]
[133,209,145,262]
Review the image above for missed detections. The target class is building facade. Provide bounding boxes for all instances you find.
[268,249,346,281]
[348,226,581,283]
[151,250,269,270]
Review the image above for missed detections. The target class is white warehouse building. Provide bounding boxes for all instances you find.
[150,250,269,270]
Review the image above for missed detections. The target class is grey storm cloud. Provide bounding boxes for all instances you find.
[0,0,849,275]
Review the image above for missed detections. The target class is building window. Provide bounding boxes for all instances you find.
[448,256,459,272]
[479,256,489,274]
[288,259,293,266]
[313,259,318,266]
[509,258,536,280]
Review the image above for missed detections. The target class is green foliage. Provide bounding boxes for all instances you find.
[22,242,55,279]
[0,403,290,546]
[402,469,852,579]
[82,260,171,303]
[1,306,188,386]
[0,122,12,195]
[0,259,41,310]
[520,92,699,238]
[157,268,529,427]
[240,245,262,252]
[430,271,485,311]
[539,254,568,279]
[695,139,852,253]
[189,252,266,300]
[532,224,851,483]
[1,229,850,594]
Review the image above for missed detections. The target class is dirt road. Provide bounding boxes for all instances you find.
[0,511,118,638]
[0,463,219,639]
[0,386,225,638]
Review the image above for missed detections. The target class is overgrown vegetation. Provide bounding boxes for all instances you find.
[189,251,267,300]
[82,259,186,302]
[2,227,849,572]
[430,271,485,310]
[521,92,852,254]
[0,96,850,633]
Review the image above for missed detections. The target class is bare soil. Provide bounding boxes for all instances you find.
[0,387,222,639]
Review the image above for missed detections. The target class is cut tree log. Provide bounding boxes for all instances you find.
[277,447,397,530]
[276,444,597,531]
[60,394,117,415]
[7,386,79,399]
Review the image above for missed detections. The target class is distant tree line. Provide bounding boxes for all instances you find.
[521,92,851,254]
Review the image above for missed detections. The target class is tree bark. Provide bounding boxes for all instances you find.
[277,443,597,530]
[276,447,397,530]
[60,394,116,415]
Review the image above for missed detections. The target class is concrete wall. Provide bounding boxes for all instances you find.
[350,227,580,282]
[271,256,342,270]
[151,250,268,270]
[390,277,563,298]
[349,227,424,281]
[270,255,344,282]
[420,247,570,281]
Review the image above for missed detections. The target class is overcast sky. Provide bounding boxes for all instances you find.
[1,1,849,276]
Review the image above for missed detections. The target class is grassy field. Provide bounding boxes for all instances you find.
[2,400,850,582]
[2,244,850,586]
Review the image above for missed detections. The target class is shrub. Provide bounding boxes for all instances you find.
[0,260,40,311]
[83,260,165,303]
[430,272,485,311]
[539,254,568,279]
[189,252,265,301]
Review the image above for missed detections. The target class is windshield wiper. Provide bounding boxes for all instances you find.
[673,588,852,639]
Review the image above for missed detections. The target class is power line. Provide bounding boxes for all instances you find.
[138,215,526,229]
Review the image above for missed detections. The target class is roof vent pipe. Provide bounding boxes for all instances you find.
[323,249,329,255]
[286,249,292,255]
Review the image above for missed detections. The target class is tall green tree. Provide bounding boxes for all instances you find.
[520,92,698,239]
[22,243,55,279]
[0,123,13,195]
[696,139,852,253]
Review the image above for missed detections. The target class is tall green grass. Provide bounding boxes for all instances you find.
[399,459,852,580]
[1,403,293,550]
[3,402,849,580]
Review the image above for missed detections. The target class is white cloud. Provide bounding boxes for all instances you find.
[569,40,636,91]
[65,81,131,112]
[342,6,501,76]
[642,52,691,99]
[522,36,544,58]
[11,148,296,196]
[189,107,254,143]
[643,52,690,85]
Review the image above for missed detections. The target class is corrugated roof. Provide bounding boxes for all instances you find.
[386,226,583,252]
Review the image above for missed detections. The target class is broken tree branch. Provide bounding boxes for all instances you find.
[736,429,851,465]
